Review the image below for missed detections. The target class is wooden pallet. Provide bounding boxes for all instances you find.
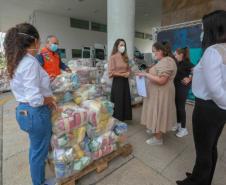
[51,144,133,185]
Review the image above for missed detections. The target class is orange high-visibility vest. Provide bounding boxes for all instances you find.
[40,47,61,77]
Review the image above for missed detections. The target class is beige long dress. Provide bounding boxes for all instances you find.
[141,56,177,133]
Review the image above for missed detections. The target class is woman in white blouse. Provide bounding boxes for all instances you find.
[4,23,57,185]
[177,10,226,185]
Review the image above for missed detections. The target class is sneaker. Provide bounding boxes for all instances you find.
[172,123,181,131]
[146,129,152,135]
[176,128,188,138]
[146,137,163,145]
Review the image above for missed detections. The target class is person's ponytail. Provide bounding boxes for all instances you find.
[3,23,39,79]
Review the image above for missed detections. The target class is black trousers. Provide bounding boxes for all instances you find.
[175,84,190,128]
[181,98,226,185]
[111,77,132,121]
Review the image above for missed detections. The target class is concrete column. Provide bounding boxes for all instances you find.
[107,0,135,59]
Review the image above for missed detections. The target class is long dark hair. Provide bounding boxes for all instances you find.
[153,41,175,59]
[4,23,40,79]
[111,38,129,63]
[202,10,226,50]
[176,47,191,64]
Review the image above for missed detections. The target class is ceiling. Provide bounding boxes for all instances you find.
[0,0,162,33]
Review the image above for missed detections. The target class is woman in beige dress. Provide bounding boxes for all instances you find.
[136,42,177,145]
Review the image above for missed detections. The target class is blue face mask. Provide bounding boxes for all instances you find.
[50,43,58,52]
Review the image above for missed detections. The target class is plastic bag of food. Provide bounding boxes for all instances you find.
[82,100,113,126]
[54,161,73,179]
[73,156,91,173]
[82,100,102,126]
[69,126,87,145]
[53,147,75,163]
[113,122,128,136]
[51,73,80,93]
[99,132,117,149]
[53,116,75,135]
[73,85,90,104]
[51,125,87,148]
[88,132,117,152]
[73,144,85,160]
[101,64,112,86]
[88,137,102,152]
[88,112,110,127]
[100,100,114,115]
[63,92,74,103]
[91,144,117,161]
[52,106,88,136]
[59,103,79,118]
[51,134,69,148]
[86,120,114,139]
[80,136,91,155]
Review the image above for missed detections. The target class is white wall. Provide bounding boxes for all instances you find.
[34,11,107,61]
[34,11,153,61]
[135,38,153,54]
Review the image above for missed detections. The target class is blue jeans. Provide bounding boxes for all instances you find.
[16,103,52,185]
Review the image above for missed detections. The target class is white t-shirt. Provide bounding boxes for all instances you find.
[10,53,52,107]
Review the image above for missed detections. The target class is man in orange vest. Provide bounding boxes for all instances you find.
[36,35,71,79]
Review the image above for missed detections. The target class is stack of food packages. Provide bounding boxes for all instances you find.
[100,63,112,99]
[0,68,10,92]
[68,59,94,68]
[50,72,128,181]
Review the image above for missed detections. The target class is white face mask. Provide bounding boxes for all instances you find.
[27,47,40,55]
[200,32,204,42]
[118,46,125,53]
[152,53,157,61]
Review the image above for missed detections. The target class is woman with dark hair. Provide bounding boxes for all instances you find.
[172,47,194,138]
[136,41,177,145]
[4,23,57,185]
[108,38,132,121]
[177,10,226,185]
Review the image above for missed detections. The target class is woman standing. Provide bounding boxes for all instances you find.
[177,10,226,185]
[108,39,132,121]
[137,42,177,145]
[173,47,193,138]
[4,23,57,185]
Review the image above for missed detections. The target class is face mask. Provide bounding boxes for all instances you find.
[28,48,39,52]
[27,48,39,56]
[118,46,125,53]
[27,40,40,55]
[152,53,157,61]
[200,32,204,42]
[50,43,58,52]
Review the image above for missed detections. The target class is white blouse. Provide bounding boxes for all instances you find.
[192,44,226,110]
[10,53,52,107]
